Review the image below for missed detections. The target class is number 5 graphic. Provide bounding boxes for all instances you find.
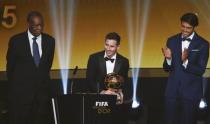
[2,5,17,29]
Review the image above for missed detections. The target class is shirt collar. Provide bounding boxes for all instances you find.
[27,29,41,40]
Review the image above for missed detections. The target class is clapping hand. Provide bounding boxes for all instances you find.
[162,47,172,59]
[182,48,189,62]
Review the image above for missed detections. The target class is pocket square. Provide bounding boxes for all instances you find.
[191,49,200,52]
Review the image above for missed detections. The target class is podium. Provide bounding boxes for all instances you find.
[52,94,117,124]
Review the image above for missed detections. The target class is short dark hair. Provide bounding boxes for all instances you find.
[180,13,198,27]
[27,11,44,23]
[105,32,121,45]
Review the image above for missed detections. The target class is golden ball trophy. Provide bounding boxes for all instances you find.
[100,72,124,104]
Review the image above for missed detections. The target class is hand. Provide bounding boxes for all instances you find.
[182,48,189,62]
[101,89,116,95]
[100,89,124,104]
[162,47,172,59]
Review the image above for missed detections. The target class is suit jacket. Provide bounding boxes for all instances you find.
[163,33,209,100]
[86,51,130,101]
[6,32,55,104]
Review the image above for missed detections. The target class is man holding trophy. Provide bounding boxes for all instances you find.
[86,32,131,123]
[86,32,130,104]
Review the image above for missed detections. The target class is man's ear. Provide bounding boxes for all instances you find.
[117,45,120,50]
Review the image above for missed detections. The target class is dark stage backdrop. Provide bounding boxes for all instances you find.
[1,77,210,124]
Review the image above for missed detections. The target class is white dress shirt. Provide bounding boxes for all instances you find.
[28,30,42,57]
[104,52,116,74]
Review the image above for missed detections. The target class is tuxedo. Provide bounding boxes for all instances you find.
[6,31,55,124]
[163,33,209,124]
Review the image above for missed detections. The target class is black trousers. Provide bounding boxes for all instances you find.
[9,94,53,124]
[165,97,199,124]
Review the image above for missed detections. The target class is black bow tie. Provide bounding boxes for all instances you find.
[104,57,115,63]
[182,37,192,42]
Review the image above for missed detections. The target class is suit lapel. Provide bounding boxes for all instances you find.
[177,34,182,61]
[114,54,122,73]
[99,53,107,75]
[24,32,34,61]
[41,34,47,61]
[188,33,199,51]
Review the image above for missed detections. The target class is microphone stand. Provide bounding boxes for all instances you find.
[97,81,100,94]
[70,66,78,94]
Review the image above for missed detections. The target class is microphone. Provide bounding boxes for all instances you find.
[70,66,78,94]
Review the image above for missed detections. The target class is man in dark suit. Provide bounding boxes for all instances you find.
[86,32,130,101]
[86,32,130,124]
[162,13,209,124]
[6,11,55,124]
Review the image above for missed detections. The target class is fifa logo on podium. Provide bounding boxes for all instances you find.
[95,101,109,107]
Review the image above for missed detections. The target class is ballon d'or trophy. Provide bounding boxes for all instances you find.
[101,72,124,104]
